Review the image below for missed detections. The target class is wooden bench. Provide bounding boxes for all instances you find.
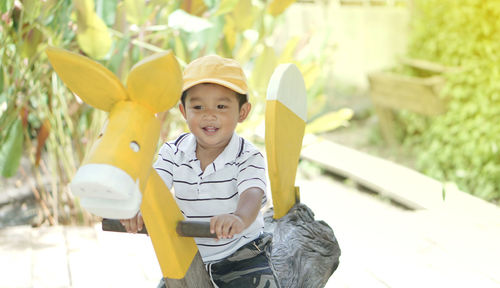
[367,58,459,144]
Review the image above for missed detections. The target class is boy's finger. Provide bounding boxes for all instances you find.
[215,219,224,239]
[210,217,216,234]
[137,214,144,231]
[129,219,137,233]
[222,221,231,238]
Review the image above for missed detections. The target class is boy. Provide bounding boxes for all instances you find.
[121,55,279,287]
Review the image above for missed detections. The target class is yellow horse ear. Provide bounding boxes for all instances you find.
[126,50,182,113]
[46,47,127,112]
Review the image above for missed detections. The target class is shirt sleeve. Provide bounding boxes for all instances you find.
[153,143,174,190]
[236,151,267,207]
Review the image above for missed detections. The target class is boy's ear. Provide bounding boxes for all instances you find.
[46,47,127,112]
[179,103,187,120]
[238,102,251,122]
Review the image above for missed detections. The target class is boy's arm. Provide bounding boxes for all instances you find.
[210,187,264,239]
[235,187,264,228]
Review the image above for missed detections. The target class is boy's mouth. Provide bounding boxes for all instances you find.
[203,126,219,133]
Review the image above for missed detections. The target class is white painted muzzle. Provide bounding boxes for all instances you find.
[70,164,142,219]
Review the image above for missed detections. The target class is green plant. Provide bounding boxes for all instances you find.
[400,0,500,203]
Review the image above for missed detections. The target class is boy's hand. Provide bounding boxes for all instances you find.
[120,212,143,233]
[210,214,245,239]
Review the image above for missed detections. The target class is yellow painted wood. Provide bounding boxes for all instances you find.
[265,100,305,219]
[83,101,160,193]
[45,47,127,112]
[46,47,194,279]
[126,51,183,113]
[140,171,198,279]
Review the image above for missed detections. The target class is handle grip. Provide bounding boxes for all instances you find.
[101,219,216,238]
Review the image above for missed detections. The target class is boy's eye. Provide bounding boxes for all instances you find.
[193,105,202,110]
[217,105,226,109]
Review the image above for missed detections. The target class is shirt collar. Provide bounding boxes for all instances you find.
[213,133,241,169]
[176,133,241,168]
[177,133,197,158]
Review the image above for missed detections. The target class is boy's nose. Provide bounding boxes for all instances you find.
[202,109,217,119]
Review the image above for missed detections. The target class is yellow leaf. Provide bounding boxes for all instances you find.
[234,38,252,63]
[174,35,187,64]
[76,13,112,59]
[74,0,94,26]
[180,0,207,16]
[278,36,300,64]
[21,27,43,58]
[300,62,321,90]
[251,45,277,94]
[223,15,237,51]
[305,108,354,134]
[233,0,256,31]
[267,0,297,16]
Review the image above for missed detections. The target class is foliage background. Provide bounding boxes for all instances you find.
[398,0,500,203]
[0,0,345,225]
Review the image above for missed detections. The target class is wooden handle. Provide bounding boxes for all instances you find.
[101,219,216,238]
[176,221,216,238]
[102,218,148,234]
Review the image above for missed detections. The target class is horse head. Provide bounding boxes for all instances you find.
[46,47,182,219]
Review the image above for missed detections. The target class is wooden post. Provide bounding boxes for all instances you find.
[373,104,397,146]
[266,64,307,219]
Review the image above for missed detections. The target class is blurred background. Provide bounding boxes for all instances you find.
[2,0,500,228]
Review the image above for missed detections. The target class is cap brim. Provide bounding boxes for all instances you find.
[183,78,247,95]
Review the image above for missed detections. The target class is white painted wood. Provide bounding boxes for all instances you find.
[266,63,307,122]
[71,163,142,219]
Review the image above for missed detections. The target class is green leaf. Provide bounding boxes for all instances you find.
[108,37,130,74]
[23,0,42,23]
[0,119,24,178]
[0,67,4,92]
[124,0,146,25]
[215,0,239,16]
[1,0,14,13]
[98,0,118,26]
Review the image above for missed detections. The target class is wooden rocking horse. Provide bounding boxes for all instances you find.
[46,47,340,288]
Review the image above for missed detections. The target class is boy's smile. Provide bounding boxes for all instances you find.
[180,83,251,156]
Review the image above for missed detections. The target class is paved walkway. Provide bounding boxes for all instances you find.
[299,174,500,288]
[1,140,500,287]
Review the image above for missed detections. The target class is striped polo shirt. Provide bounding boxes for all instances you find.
[153,132,267,263]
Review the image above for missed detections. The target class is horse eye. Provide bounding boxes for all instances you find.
[130,141,140,152]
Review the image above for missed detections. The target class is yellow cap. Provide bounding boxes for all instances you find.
[182,55,248,95]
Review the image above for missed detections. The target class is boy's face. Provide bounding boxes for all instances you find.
[179,83,251,151]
